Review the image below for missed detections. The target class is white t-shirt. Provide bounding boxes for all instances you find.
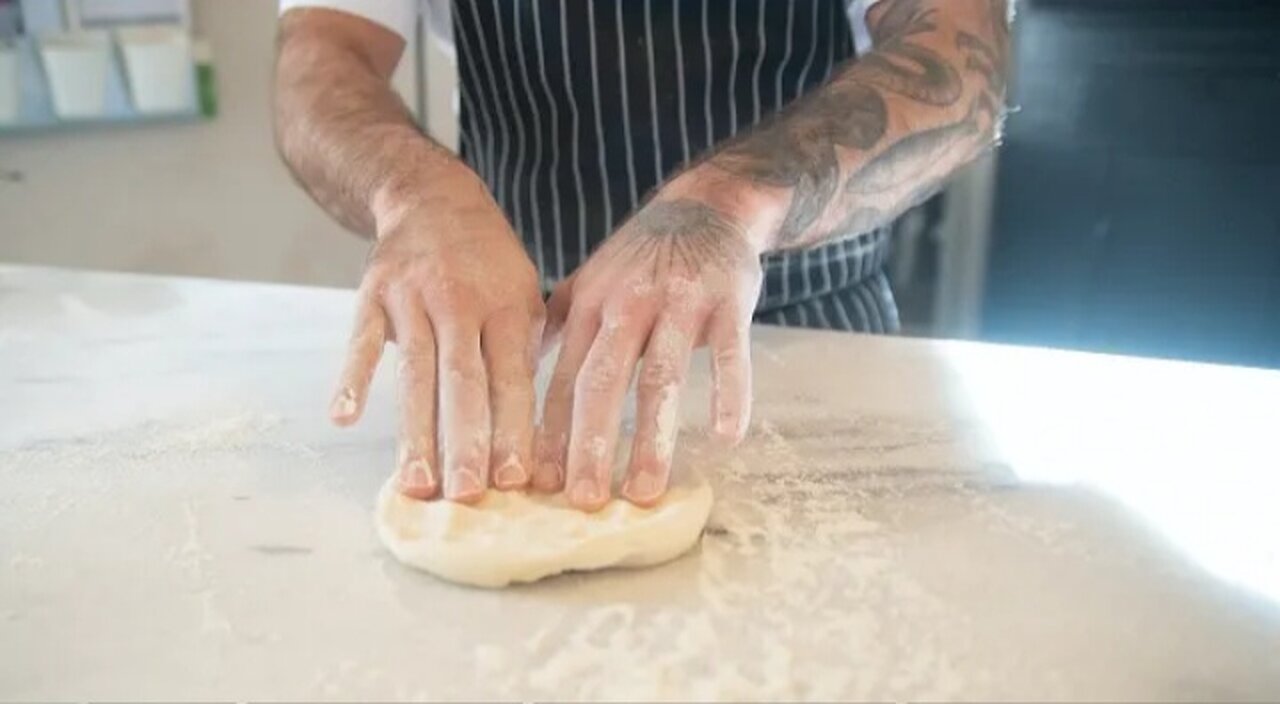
[279,0,887,57]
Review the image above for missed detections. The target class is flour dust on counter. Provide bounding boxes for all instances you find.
[463,408,1001,701]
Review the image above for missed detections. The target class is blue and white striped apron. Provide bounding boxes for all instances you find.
[452,0,899,333]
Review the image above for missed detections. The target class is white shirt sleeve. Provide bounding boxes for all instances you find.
[848,0,883,56]
[279,0,419,40]
[849,0,1015,55]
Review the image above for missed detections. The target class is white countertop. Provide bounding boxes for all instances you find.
[2,263,1278,701]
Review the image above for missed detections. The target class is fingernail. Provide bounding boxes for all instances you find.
[330,387,357,419]
[714,412,744,444]
[623,471,663,504]
[398,458,435,492]
[494,456,528,488]
[446,468,485,499]
[570,478,602,508]
[534,459,564,491]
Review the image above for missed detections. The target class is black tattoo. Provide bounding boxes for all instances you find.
[859,0,962,106]
[716,83,887,186]
[956,30,1004,122]
[957,31,997,75]
[820,84,892,150]
[824,178,947,239]
[713,83,887,242]
[957,1,1010,124]
[826,207,887,240]
[845,100,982,199]
[704,0,1008,249]
[868,0,940,41]
[613,199,749,276]
[821,2,1010,242]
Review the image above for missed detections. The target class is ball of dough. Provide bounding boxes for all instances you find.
[374,477,714,588]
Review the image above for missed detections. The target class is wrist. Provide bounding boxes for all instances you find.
[370,154,481,239]
[660,164,787,256]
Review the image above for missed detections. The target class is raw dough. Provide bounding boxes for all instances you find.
[374,477,714,588]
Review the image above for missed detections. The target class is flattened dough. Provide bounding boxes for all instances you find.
[374,478,714,588]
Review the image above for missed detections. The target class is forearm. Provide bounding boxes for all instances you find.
[691,0,1009,253]
[273,12,463,238]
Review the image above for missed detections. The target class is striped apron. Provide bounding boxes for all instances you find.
[452,0,899,333]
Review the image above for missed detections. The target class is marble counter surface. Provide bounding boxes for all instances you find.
[2,263,1278,701]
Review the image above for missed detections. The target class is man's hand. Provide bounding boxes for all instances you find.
[275,10,545,501]
[532,171,778,511]
[331,168,545,503]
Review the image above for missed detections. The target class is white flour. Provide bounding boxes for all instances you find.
[1,413,288,468]
[0,412,303,537]
[471,411,991,700]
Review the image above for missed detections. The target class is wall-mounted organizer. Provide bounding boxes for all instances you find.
[0,0,215,135]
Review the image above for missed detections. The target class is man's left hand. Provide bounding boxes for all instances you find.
[532,169,781,510]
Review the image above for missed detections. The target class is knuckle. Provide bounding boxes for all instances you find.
[491,377,533,403]
[713,345,745,371]
[639,357,682,391]
[715,312,750,344]
[598,308,646,341]
[494,353,533,379]
[603,290,653,320]
[492,305,536,335]
[567,300,603,329]
[397,344,434,366]
[575,361,624,398]
[443,361,485,387]
[430,288,470,318]
[395,358,432,387]
[362,259,398,289]
[660,276,698,301]
[714,334,743,358]
[350,315,385,347]
[396,329,434,358]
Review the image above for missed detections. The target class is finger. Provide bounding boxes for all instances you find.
[540,273,575,358]
[708,304,753,445]
[565,309,654,511]
[622,314,699,506]
[533,307,599,493]
[330,292,387,426]
[435,316,491,503]
[483,309,538,491]
[386,291,439,499]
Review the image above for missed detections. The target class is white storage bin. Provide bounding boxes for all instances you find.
[116,25,193,114]
[0,41,18,124]
[39,31,111,119]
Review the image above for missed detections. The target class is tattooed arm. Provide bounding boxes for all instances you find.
[677,0,1010,252]
[536,0,1008,511]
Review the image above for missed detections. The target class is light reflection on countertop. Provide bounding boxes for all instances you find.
[946,342,1280,603]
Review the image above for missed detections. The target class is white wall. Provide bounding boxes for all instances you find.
[0,0,435,288]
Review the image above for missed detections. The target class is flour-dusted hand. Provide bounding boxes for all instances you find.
[329,168,545,503]
[274,12,545,502]
[532,171,782,511]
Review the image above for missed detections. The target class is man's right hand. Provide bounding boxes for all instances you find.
[328,166,546,503]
